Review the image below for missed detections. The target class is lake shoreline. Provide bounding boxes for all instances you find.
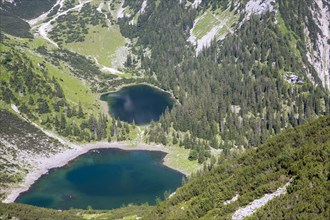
[99,82,180,105]
[3,141,188,204]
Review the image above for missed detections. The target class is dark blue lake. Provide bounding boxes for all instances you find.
[100,84,174,125]
[16,149,183,210]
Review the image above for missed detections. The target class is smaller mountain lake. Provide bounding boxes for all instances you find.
[16,149,183,210]
[100,84,174,125]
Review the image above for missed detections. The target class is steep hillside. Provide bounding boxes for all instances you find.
[0,110,65,200]
[146,116,330,219]
[278,0,330,91]
[0,0,57,38]
[0,34,104,199]
[0,202,80,220]
[119,0,330,161]
[0,9,32,38]
[188,6,238,54]
[0,35,101,135]
[0,0,56,20]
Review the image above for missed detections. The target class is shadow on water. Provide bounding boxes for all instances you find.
[100,84,174,125]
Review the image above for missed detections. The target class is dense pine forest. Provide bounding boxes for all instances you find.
[119,0,329,161]
[146,116,330,219]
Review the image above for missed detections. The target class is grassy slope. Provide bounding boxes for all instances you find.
[0,34,104,144]
[45,61,98,112]
[47,0,127,69]
[163,145,200,175]
[75,205,153,220]
[192,7,238,40]
[25,52,99,114]
[65,25,125,68]
[27,40,100,113]
[2,36,100,115]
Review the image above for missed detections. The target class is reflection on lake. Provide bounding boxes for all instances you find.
[100,84,174,125]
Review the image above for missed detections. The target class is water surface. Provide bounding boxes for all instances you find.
[100,84,174,125]
[16,149,183,210]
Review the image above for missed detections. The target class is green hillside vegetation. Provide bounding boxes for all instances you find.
[49,3,108,45]
[0,202,153,220]
[75,205,153,220]
[66,25,125,68]
[0,202,80,220]
[0,0,329,219]
[0,34,110,142]
[0,35,100,112]
[192,7,238,40]
[33,39,131,93]
[24,48,99,112]
[146,116,330,219]
[47,1,127,69]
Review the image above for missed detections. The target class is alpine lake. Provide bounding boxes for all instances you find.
[100,84,175,125]
[16,84,182,210]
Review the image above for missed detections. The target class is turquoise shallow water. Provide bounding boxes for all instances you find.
[100,84,174,125]
[16,149,183,210]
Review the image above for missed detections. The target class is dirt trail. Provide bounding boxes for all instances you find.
[28,0,64,28]
[35,0,92,47]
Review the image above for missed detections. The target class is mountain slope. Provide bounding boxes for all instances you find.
[0,0,57,20]
[0,109,65,200]
[0,202,80,220]
[0,0,57,38]
[278,0,330,91]
[118,0,330,161]
[145,116,330,219]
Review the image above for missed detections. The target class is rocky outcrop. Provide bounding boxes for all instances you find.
[192,0,203,9]
[245,0,276,17]
[232,180,293,220]
[306,0,330,91]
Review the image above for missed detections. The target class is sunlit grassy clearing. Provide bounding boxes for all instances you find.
[192,7,238,40]
[65,25,125,68]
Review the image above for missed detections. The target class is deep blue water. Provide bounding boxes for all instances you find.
[16,149,183,210]
[100,84,174,125]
